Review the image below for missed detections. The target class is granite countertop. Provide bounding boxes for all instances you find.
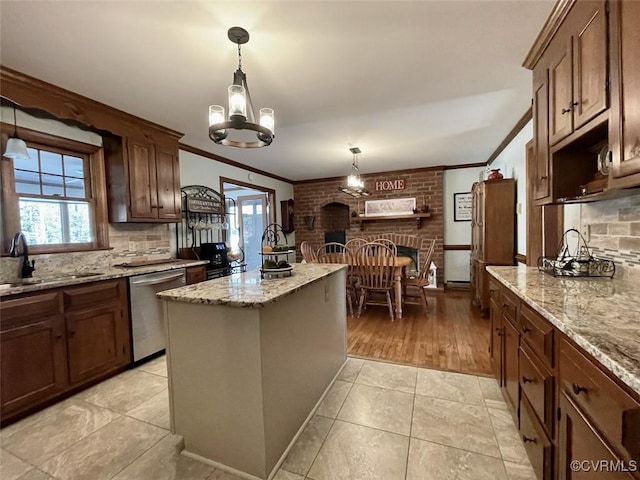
[156,263,347,308]
[487,264,640,396]
[0,259,209,297]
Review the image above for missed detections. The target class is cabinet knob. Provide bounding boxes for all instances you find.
[523,435,537,444]
[572,383,588,395]
[571,101,579,107]
[157,205,164,209]
[522,326,532,334]
[522,376,533,384]
[539,175,547,180]
[561,108,572,114]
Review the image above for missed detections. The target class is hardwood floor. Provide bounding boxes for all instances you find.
[347,290,492,376]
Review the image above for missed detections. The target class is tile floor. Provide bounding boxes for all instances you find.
[1,356,536,480]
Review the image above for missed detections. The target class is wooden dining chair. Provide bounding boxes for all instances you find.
[368,238,398,256]
[345,238,367,253]
[316,243,357,316]
[300,241,318,263]
[354,243,396,321]
[403,239,436,314]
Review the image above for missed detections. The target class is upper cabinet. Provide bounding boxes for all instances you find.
[0,67,184,224]
[609,0,640,188]
[525,0,640,205]
[104,134,181,223]
[548,0,608,146]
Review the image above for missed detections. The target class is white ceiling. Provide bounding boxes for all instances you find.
[0,0,553,182]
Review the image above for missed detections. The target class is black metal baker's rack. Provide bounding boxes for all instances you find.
[176,185,245,273]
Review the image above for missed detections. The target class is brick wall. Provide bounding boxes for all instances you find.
[293,168,445,285]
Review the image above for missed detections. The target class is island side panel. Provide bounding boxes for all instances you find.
[164,301,266,478]
[260,269,347,474]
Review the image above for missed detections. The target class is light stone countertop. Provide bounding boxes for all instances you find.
[0,259,209,297]
[156,263,347,308]
[487,264,640,397]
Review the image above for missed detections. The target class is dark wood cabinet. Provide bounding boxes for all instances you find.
[280,199,294,234]
[64,280,130,385]
[104,135,181,223]
[186,265,207,285]
[488,270,640,480]
[533,64,551,203]
[609,0,640,189]
[1,291,67,420]
[503,316,520,416]
[0,279,131,425]
[548,0,608,146]
[558,392,636,480]
[470,179,515,313]
[521,394,554,480]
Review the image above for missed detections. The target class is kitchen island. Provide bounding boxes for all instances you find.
[157,263,347,480]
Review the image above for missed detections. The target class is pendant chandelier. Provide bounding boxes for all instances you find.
[3,103,30,161]
[339,147,370,197]
[208,27,274,148]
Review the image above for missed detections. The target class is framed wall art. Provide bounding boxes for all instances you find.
[364,197,416,216]
[454,192,472,222]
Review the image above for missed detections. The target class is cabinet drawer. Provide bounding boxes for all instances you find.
[520,395,554,480]
[520,302,554,368]
[186,266,206,285]
[559,337,640,458]
[488,276,501,302]
[520,343,554,436]
[1,291,62,328]
[500,287,519,324]
[63,280,123,312]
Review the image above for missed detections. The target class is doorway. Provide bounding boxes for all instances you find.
[221,177,275,272]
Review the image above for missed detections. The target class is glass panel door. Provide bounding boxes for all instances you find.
[237,194,268,271]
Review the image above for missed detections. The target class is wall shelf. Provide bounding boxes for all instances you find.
[352,212,432,230]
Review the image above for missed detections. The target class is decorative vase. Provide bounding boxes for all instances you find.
[487,168,504,180]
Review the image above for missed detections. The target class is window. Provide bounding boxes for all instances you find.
[15,145,93,245]
[1,125,109,254]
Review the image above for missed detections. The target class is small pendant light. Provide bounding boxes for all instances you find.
[3,104,30,161]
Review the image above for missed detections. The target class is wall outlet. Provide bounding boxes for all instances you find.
[516,202,522,215]
[581,224,591,242]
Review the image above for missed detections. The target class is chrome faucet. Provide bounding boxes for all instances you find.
[10,232,36,278]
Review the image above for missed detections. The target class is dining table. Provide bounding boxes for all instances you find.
[313,254,413,318]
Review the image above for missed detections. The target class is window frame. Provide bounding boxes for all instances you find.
[1,123,109,255]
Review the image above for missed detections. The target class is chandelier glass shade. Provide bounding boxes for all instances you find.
[3,104,30,161]
[339,147,370,197]
[208,27,274,148]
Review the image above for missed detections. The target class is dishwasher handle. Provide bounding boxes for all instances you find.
[130,271,185,286]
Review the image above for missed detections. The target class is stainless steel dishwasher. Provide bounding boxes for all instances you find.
[129,268,186,362]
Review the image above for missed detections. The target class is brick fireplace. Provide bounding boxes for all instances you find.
[293,168,444,286]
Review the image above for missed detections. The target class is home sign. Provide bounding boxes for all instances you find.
[375,179,406,191]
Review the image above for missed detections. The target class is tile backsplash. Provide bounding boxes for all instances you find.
[0,224,173,282]
[581,192,640,282]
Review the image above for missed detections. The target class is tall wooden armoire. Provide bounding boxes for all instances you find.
[470,178,516,314]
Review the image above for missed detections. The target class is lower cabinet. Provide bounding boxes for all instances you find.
[558,392,636,480]
[64,280,130,385]
[0,279,131,425]
[488,273,640,480]
[0,291,68,419]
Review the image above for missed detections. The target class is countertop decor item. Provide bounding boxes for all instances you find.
[487,168,504,180]
[538,228,615,278]
[208,27,274,148]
